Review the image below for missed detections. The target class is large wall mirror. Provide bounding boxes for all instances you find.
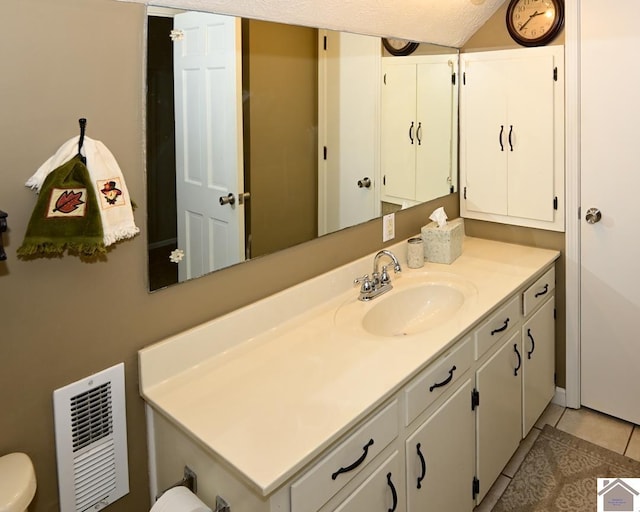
[146,7,459,291]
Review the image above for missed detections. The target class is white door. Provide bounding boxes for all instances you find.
[580,0,640,425]
[318,31,380,235]
[173,12,244,281]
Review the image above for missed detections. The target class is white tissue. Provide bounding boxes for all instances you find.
[429,207,448,228]
[150,486,212,512]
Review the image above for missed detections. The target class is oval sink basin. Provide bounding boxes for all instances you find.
[334,272,477,338]
[362,284,464,337]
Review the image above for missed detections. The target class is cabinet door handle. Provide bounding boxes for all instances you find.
[331,438,374,480]
[416,443,427,489]
[416,121,422,146]
[514,343,522,377]
[508,125,514,151]
[527,328,535,359]
[490,318,509,336]
[429,365,457,392]
[499,125,504,151]
[387,472,398,512]
[409,121,415,145]
[534,284,549,298]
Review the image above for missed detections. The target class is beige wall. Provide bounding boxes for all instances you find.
[245,20,318,257]
[0,1,458,509]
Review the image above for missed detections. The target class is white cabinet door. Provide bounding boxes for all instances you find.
[332,452,403,512]
[415,60,457,201]
[460,57,509,216]
[405,379,475,512]
[382,55,457,205]
[381,62,417,200]
[475,331,522,503]
[460,47,564,231]
[522,297,555,437]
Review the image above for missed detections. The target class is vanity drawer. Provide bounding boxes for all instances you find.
[404,337,472,426]
[475,295,520,360]
[290,400,399,512]
[523,267,555,317]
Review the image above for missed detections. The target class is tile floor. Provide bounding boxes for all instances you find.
[474,404,640,511]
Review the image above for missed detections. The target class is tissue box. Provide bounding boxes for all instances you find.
[421,218,464,264]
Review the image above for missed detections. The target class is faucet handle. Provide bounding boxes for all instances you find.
[354,274,373,294]
[380,265,391,285]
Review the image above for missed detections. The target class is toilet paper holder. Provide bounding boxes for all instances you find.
[157,466,198,499]
[157,466,230,512]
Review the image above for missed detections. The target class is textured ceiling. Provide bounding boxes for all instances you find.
[120,0,506,48]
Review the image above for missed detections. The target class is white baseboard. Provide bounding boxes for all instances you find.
[552,386,567,408]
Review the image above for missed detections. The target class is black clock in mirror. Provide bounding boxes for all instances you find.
[382,38,420,56]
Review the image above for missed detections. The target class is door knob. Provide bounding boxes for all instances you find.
[585,207,602,224]
[219,193,236,206]
[357,177,371,188]
[238,192,251,205]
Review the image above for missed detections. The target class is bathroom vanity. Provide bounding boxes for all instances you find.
[140,237,558,511]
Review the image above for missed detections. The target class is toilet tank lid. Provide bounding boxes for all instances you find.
[0,453,36,512]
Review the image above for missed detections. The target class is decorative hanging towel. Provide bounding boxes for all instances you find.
[26,136,140,246]
[17,155,105,257]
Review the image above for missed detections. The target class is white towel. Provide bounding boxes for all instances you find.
[26,136,140,246]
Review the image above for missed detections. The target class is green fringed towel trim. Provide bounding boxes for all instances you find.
[18,155,105,258]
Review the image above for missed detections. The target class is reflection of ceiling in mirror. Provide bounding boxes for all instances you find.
[119,0,506,48]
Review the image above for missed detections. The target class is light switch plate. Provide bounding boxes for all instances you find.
[382,213,395,242]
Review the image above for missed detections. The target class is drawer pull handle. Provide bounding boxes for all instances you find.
[387,472,398,512]
[331,438,374,480]
[534,284,549,298]
[490,318,510,336]
[429,365,457,392]
[514,343,522,377]
[416,443,427,489]
[527,328,535,359]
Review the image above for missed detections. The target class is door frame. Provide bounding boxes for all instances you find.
[564,0,580,409]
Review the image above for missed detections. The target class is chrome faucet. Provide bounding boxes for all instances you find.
[354,250,402,301]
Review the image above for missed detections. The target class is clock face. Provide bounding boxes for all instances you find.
[506,0,564,47]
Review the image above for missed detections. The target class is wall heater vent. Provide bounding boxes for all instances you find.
[54,363,129,512]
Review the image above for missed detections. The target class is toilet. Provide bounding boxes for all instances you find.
[0,453,36,512]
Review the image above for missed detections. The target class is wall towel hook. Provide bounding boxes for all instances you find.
[0,210,8,261]
[77,118,87,164]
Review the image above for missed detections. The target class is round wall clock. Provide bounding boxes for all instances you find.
[506,0,564,47]
[382,38,420,56]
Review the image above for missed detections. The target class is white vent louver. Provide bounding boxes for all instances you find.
[54,363,129,512]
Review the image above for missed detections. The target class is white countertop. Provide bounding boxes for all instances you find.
[139,236,559,496]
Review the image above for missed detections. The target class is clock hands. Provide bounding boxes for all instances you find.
[518,10,546,31]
